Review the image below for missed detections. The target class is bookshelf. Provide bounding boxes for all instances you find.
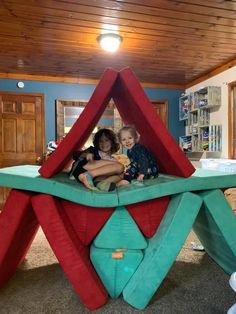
[179,86,222,154]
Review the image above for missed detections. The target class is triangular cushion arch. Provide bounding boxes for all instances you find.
[39,67,194,178]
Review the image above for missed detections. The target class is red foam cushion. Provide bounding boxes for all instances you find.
[61,200,114,245]
[39,67,118,178]
[39,66,194,179]
[126,196,170,238]
[32,194,108,310]
[0,189,39,287]
[113,67,195,178]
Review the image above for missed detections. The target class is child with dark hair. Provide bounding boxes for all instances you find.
[70,128,124,191]
[117,125,159,184]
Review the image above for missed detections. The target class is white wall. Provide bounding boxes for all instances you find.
[186,66,236,158]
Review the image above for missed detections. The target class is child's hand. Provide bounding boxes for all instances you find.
[86,153,94,161]
[137,174,145,181]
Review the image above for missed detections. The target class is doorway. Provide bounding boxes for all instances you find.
[56,99,168,141]
[152,100,168,128]
[228,83,236,159]
[0,92,45,208]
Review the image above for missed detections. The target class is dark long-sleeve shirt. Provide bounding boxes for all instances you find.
[127,143,158,176]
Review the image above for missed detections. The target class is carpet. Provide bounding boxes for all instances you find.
[0,228,235,314]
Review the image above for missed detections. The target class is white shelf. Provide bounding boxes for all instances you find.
[179,86,222,153]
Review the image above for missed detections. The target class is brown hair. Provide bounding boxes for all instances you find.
[117,125,139,143]
[93,128,120,154]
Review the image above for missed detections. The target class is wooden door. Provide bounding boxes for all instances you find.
[229,83,236,159]
[228,83,236,159]
[233,87,236,159]
[0,92,45,208]
[152,100,168,128]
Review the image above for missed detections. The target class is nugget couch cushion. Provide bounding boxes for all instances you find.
[39,67,194,179]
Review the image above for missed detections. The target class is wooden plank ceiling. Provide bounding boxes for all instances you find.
[1,0,236,88]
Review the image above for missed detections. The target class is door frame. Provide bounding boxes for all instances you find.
[228,82,236,159]
[152,99,168,128]
[56,98,168,141]
[0,91,46,160]
[0,91,45,209]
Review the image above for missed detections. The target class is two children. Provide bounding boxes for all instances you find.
[71,126,159,191]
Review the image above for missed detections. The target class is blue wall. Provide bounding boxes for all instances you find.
[0,78,184,144]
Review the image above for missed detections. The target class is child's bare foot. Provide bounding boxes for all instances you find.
[116,179,130,187]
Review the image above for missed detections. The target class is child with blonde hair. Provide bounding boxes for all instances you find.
[117,125,159,184]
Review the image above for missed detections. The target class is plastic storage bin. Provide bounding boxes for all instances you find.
[200,159,236,173]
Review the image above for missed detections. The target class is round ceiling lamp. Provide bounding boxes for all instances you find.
[97,33,123,53]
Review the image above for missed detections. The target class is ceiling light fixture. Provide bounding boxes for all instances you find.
[17,59,24,68]
[97,33,123,53]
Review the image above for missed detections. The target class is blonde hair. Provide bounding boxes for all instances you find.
[117,125,140,143]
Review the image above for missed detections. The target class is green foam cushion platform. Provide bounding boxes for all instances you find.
[0,165,118,208]
[94,206,147,249]
[117,169,236,205]
[0,165,236,207]
[90,245,143,299]
[193,189,236,275]
[123,192,202,310]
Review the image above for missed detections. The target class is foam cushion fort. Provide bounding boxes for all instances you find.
[39,67,118,178]
[193,189,236,275]
[39,66,194,178]
[90,245,143,298]
[1,166,236,207]
[0,189,39,287]
[31,194,108,310]
[113,67,195,177]
[126,196,170,238]
[94,206,147,249]
[123,192,202,310]
[61,199,114,245]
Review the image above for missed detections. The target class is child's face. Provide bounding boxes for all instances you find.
[120,130,135,149]
[99,134,112,153]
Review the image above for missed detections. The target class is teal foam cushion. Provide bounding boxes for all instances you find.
[94,206,147,249]
[123,192,202,310]
[0,165,236,207]
[193,189,236,274]
[90,245,143,298]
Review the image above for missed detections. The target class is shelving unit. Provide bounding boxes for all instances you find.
[179,86,222,154]
[179,94,189,121]
[179,93,193,121]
